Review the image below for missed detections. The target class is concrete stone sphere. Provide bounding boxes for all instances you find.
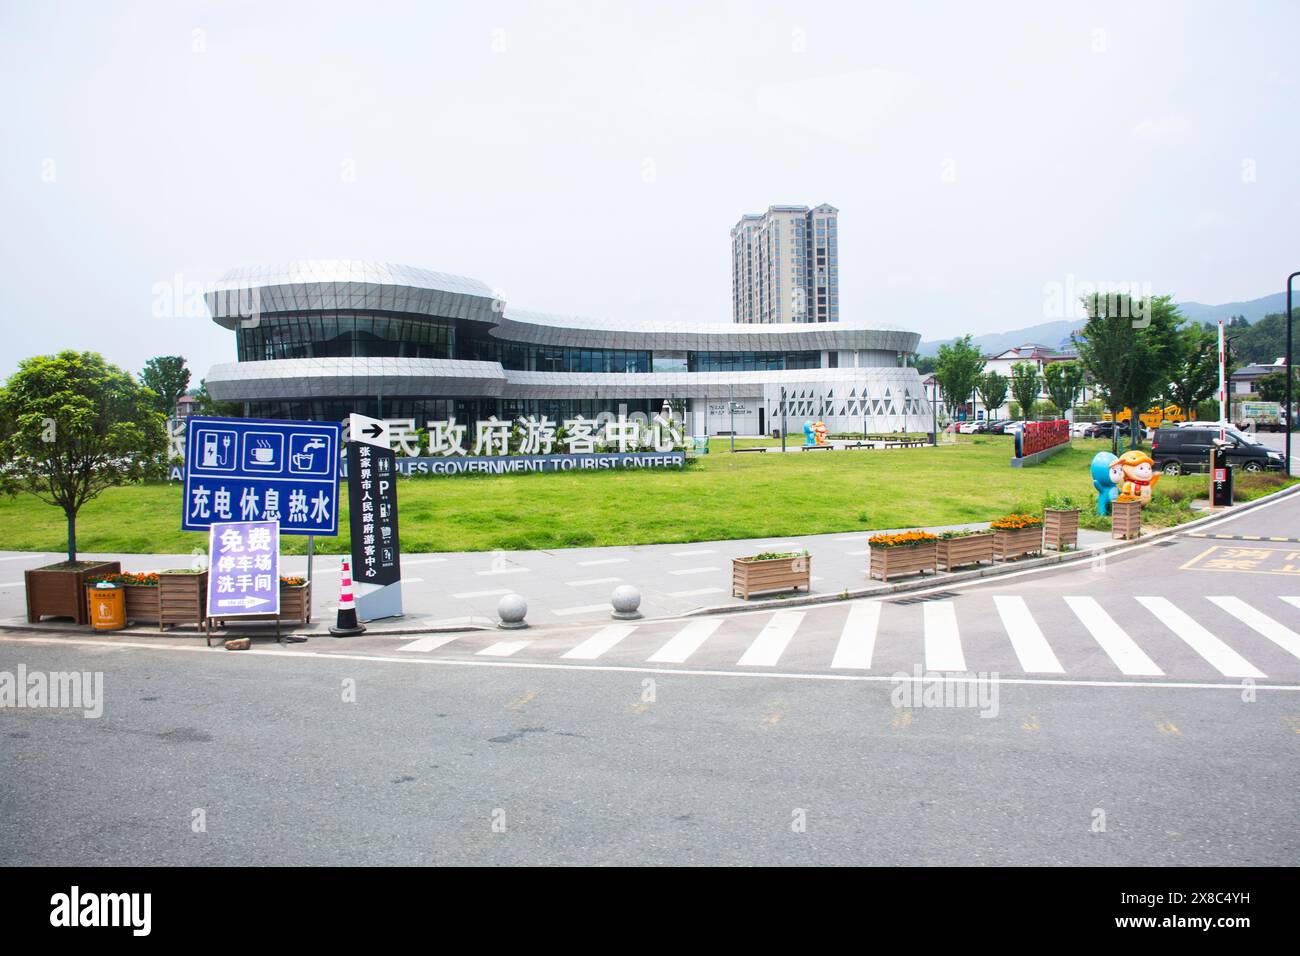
[497,592,528,629]
[610,584,642,619]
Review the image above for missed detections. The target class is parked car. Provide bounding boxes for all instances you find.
[1069,421,1095,437]
[957,420,982,434]
[1084,421,1132,440]
[1150,427,1284,475]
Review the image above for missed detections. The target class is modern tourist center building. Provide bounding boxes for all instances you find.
[203,261,933,438]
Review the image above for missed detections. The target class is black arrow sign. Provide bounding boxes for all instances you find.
[362,422,385,439]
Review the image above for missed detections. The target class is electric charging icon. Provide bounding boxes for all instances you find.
[197,429,236,471]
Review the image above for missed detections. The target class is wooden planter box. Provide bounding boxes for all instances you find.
[936,533,994,571]
[279,583,311,625]
[869,540,938,582]
[732,556,810,599]
[1112,499,1141,540]
[992,525,1043,561]
[24,561,121,625]
[1044,508,1080,551]
[123,585,161,624]
[158,571,208,632]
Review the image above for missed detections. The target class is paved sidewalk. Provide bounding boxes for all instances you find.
[0,516,1113,633]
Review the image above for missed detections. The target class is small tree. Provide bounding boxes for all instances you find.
[1074,292,1182,452]
[0,351,166,562]
[1166,324,1222,419]
[140,355,191,417]
[977,371,1008,419]
[1043,361,1084,421]
[934,335,986,419]
[1258,368,1299,404]
[1010,362,1040,421]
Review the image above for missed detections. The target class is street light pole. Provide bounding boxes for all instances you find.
[1288,272,1298,475]
[781,386,787,452]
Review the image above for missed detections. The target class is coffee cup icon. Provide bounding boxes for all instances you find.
[251,439,276,464]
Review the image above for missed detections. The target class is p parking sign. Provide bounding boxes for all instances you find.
[183,416,342,536]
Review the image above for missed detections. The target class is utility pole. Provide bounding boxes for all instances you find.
[1288,272,1298,474]
[1217,319,1226,444]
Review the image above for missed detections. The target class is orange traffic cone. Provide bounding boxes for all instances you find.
[329,559,366,637]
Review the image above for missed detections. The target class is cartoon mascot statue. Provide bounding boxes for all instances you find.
[802,421,830,446]
[1115,449,1160,504]
[1090,451,1123,516]
[1091,449,1159,516]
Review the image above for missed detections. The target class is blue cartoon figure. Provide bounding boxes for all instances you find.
[1090,451,1124,516]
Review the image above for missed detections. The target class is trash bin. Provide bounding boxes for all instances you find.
[87,582,125,631]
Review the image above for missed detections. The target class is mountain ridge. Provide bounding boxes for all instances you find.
[916,292,1288,356]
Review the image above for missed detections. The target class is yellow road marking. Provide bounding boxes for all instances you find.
[505,689,538,711]
[891,709,913,730]
[626,700,650,716]
[1155,720,1180,736]
[1021,714,1040,731]
[1179,544,1221,571]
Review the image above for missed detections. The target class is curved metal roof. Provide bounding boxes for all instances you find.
[203,260,919,353]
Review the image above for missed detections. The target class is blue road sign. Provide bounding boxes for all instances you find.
[207,520,281,617]
[183,416,342,536]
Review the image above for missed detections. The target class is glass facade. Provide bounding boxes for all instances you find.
[235,313,827,374]
[236,312,454,361]
[458,329,651,373]
[687,350,821,372]
[244,396,665,428]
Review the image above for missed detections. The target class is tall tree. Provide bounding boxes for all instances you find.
[933,335,985,418]
[140,356,191,416]
[0,351,167,561]
[977,371,1008,419]
[1074,292,1182,452]
[1010,362,1040,421]
[1042,361,1084,421]
[1165,324,1222,419]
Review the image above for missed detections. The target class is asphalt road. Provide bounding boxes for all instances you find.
[2,491,1298,866]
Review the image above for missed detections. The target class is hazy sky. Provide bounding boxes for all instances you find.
[3,0,1297,381]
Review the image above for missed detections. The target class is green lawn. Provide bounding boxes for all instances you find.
[0,437,1291,555]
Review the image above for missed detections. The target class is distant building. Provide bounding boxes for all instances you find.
[930,343,1091,420]
[174,394,200,419]
[731,204,838,324]
[1231,358,1287,396]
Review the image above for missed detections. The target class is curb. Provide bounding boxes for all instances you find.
[680,481,1300,617]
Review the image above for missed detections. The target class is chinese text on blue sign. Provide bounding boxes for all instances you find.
[183,416,342,536]
[206,520,281,617]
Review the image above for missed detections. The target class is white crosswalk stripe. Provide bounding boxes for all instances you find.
[993,595,1064,674]
[648,619,722,663]
[1136,596,1265,679]
[1209,597,1300,662]
[477,639,533,657]
[830,602,880,669]
[1064,596,1164,676]
[374,594,1300,682]
[562,624,637,660]
[397,635,459,653]
[923,601,966,671]
[737,610,804,666]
